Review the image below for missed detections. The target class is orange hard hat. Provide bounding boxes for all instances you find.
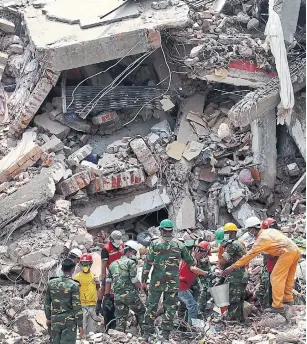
[80,253,93,262]
[197,241,211,256]
[261,218,277,229]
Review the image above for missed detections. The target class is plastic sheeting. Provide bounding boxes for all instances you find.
[264,0,295,124]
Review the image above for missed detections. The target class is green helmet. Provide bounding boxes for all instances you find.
[215,227,224,244]
[159,219,174,231]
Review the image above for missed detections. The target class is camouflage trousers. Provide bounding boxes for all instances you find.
[256,266,272,309]
[51,319,77,344]
[115,291,145,333]
[143,289,178,338]
[228,282,247,322]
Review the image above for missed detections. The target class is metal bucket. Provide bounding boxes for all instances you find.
[209,283,230,307]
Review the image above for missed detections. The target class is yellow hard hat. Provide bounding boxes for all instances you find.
[224,222,238,232]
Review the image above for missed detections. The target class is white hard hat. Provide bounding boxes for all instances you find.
[245,217,261,229]
[70,248,83,258]
[125,240,142,252]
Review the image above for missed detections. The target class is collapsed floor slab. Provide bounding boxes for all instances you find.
[24,0,190,71]
[78,188,170,229]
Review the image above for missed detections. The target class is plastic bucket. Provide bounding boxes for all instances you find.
[209,283,229,307]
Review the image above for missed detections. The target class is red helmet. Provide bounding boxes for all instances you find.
[197,241,211,256]
[261,218,277,229]
[80,253,93,262]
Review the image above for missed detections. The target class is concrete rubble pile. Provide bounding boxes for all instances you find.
[0,0,305,342]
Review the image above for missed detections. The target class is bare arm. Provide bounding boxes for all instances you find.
[190,266,207,276]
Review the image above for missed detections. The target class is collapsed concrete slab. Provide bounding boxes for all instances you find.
[24,1,190,71]
[174,195,196,230]
[228,58,306,128]
[0,169,55,230]
[80,188,170,229]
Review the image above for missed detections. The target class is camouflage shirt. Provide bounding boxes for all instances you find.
[221,239,248,283]
[106,255,139,296]
[142,237,194,291]
[44,275,83,327]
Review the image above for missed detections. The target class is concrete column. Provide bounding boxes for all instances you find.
[251,109,277,189]
[275,0,301,43]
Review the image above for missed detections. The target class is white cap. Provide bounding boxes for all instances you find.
[110,230,123,241]
[245,217,261,229]
[70,248,83,258]
[125,240,142,252]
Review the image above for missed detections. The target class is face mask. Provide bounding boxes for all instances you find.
[81,265,90,273]
[112,240,122,248]
[248,231,255,238]
[130,255,137,261]
[224,234,230,241]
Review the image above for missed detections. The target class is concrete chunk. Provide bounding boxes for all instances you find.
[34,113,70,139]
[87,167,146,194]
[42,135,64,152]
[58,169,95,196]
[129,138,159,175]
[166,141,186,160]
[0,137,43,182]
[287,162,300,176]
[81,188,170,228]
[182,141,204,161]
[0,18,15,33]
[67,144,92,166]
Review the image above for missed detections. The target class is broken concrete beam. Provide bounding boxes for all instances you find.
[42,135,64,152]
[67,144,92,166]
[0,139,43,182]
[129,138,159,175]
[0,18,15,33]
[80,188,170,229]
[91,111,118,124]
[0,169,55,229]
[174,195,196,230]
[152,49,183,90]
[228,58,306,128]
[21,258,57,284]
[87,167,146,194]
[251,109,276,189]
[285,94,306,160]
[58,169,95,196]
[34,112,70,139]
[11,70,60,137]
[177,94,205,144]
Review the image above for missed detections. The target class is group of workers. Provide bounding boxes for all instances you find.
[44,215,301,343]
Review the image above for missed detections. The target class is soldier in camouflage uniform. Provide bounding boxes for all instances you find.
[106,240,145,333]
[44,258,84,344]
[219,223,248,322]
[141,219,195,341]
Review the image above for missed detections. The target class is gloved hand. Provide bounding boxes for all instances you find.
[95,300,102,316]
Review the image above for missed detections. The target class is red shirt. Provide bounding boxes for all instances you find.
[179,261,197,291]
[267,257,278,273]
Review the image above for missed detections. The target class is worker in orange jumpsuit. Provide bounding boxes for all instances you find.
[222,216,301,314]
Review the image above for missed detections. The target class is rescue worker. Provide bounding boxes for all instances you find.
[44,258,84,344]
[56,248,83,277]
[256,218,280,308]
[178,241,211,324]
[105,240,145,333]
[96,230,125,329]
[141,219,200,341]
[219,223,248,322]
[215,227,225,267]
[74,253,100,336]
[222,217,301,314]
[195,241,213,319]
